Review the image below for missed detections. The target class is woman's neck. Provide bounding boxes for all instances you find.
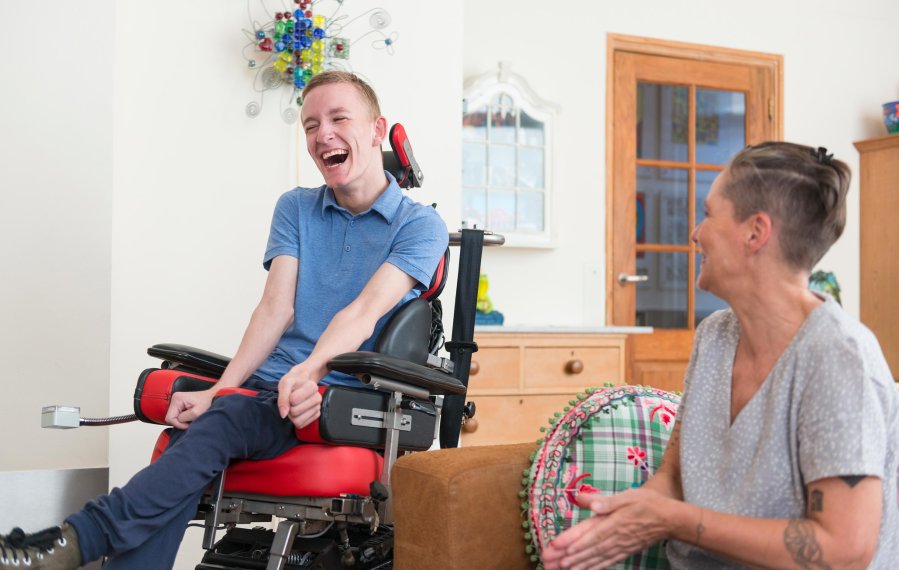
[728,274,822,360]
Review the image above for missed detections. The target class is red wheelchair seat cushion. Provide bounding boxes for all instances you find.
[152,431,383,497]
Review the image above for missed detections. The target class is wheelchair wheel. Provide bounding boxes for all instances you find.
[196,525,393,570]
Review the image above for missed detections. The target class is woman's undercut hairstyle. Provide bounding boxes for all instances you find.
[722,142,851,271]
[301,71,381,119]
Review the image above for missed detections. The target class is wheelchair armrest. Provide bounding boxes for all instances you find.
[327,351,466,396]
[147,343,231,377]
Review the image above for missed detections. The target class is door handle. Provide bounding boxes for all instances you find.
[618,272,648,285]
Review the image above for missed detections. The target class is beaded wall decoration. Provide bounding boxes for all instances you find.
[242,1,398,123]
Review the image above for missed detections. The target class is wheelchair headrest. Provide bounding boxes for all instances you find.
[382,123,423,189]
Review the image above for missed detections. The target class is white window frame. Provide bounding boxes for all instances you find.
[462,63,559,248]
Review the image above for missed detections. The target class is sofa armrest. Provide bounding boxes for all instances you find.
[392,443,536,570]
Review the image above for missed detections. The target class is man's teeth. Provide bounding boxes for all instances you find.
[322,149,347,160]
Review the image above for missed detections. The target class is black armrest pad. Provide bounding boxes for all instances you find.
[328,351,466,396]
[147,343,231,377]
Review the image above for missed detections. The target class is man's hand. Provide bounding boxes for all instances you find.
[541,488,674,570]
[277,364,323,429]
[165,389,216,430]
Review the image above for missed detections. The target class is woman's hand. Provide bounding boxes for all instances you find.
[277,364,323,429]
[541,488,677,570]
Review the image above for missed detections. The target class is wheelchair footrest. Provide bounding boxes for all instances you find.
[197,525,393,570]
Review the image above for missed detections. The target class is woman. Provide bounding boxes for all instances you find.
[543,142,899,569]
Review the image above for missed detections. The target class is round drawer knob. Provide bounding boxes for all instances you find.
[462,417,479,433]
[470,361,480,375]
[565,359,584,375]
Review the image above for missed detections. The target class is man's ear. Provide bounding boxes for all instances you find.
[373,115,388,147]
[746,211,773,253]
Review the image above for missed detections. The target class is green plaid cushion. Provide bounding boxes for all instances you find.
[524,385,681,569]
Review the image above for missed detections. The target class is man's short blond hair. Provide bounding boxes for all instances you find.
[301,71,381,118]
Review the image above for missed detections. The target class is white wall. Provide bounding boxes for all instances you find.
[465,0,899,326]
[0,1,113,471]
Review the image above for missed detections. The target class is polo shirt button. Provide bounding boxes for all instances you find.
[345,245,351,252]
[350,220,355,226]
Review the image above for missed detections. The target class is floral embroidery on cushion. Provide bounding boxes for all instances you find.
[646,397,679,431]
[627,446,650,472]
[559,468,600,515]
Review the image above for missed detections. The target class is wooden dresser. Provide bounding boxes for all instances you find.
[460,331,628,446]
[856,135,899,380]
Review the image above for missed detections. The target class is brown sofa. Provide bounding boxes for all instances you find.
[392,442,537,570]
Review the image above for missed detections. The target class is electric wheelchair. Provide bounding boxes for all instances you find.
[45,124,503,569]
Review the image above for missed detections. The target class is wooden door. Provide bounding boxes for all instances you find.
[606,36,782,392]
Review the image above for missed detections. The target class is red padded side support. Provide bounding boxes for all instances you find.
[137,369,217,424]
[421,248,449,301]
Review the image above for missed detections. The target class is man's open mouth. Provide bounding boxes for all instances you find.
[322,149,349,167]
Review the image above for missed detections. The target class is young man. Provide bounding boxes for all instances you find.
[0,71,448,569]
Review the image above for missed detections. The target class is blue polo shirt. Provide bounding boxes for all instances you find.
[253,172,448,387]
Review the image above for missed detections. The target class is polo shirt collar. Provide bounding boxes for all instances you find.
[321,170,403,223]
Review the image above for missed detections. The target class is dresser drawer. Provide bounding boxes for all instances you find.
[460,394,577,446]
[523,346,622,392]
[468,347,520,392]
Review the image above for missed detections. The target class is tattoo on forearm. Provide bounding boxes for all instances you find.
[840,475,864,488]
[784,519,832,569]
[808,489,823,513]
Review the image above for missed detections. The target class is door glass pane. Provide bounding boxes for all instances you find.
[695,89,746,165]
[487,189,516,230]
[462,188,486,229]
[637,167,688,245]
[463,143,487,186]
[636,83,688,162]
[490,93,516,144]
[463,106,487,141]
[519,109,545,145]
[695,253,729,325]
[488,144,515,187]
[695,169,721,226]
[517,190,544,232]
[635,251,688,328]
[518,146,544,189]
